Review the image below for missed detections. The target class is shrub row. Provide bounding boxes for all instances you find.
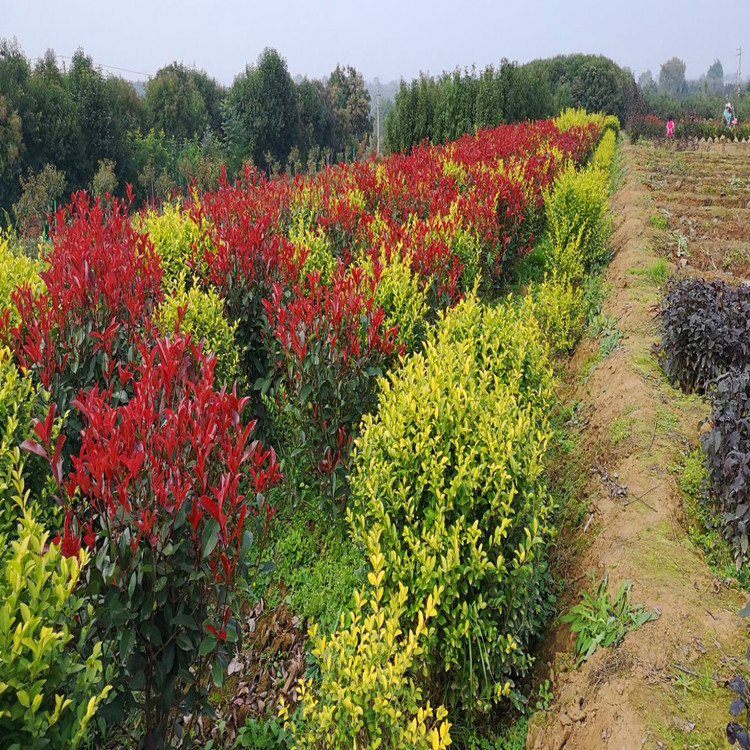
[279,293,556,745]
[532,127,616,353]
[658,277,750,566]
[269,116,617,743]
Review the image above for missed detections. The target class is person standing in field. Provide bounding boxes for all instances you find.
[724,102,733,127]
[666,116,675,138]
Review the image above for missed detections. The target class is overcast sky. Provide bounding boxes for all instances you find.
[2,0,748,86]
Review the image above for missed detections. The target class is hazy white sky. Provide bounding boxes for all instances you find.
[2,0,748,85]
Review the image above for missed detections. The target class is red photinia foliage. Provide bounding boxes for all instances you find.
[61,334,279,580]
[3,190,163,393]
[261,266,396,505]
[24,334,281,739]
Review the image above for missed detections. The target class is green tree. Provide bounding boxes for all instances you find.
[13,163,66,237]
[190,69,226,134]
[659,57,687,97]
[222,48,300,172]
[25,51,81,185]
[326,64,372,160]
[91,158,117,199]
[0,94,22,210]
[638,70,657,92]
[66,50,115,186]
[145,62,209,142]
[297,77,332,160]
[706,58,724,95]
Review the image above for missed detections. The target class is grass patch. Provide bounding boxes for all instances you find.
[453,716,528,750]
[646,655,733,749]
[632,351,664,382]
[547,401,591,530]
[255,499,366,631]
[655,407,680,434]
[651,212,669,230]
[610,416,634,445]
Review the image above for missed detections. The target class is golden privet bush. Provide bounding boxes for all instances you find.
[349,293,555,712]
[138,201,208,290]
[155,277,241,387]
[361,249,428,357]
[0,232,45,326]
[545,164,610,272]
[0,487,110,748]
[281,544,452,749]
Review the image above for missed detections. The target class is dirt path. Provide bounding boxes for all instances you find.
[527,141,750,750]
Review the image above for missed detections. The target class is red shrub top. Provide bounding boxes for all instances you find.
[5,190,163,390]
[63,335,279,583]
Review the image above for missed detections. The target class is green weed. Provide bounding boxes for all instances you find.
[610,417,633,445]
[256,499,365,631]
[651,212,669,231]
[560,574,659,665]
[646,258,669,285]
[679,448,750,588]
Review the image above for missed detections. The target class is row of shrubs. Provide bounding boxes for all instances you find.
[0,112,613,747]
[270,118,620,747]
[532,117,618,353]
[658,278,750,566]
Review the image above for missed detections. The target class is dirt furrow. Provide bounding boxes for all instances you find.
[527,141,749,750]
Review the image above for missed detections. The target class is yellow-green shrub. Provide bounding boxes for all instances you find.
[545,221,586,283]
[532,271,586,355]
[591,129,617,174]
[349,293,555,712]
[155,278,240,386]
[363,249,428,356]
[138,201,208,290]
[281,549,451,750]
[545,164,610,271]
[288,213,337,284]
[0,494,111,748]
[0,233,45,325]
[0,348,57,537]
[554,108,604,132]
[603,114,620,138]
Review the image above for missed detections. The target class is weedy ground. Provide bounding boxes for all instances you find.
[527,139,750,750]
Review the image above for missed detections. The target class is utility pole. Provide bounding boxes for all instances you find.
[738,47,743,97]
[376,84,381,157]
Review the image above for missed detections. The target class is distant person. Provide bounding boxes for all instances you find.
[724,102,733,127]
[666,116,675,138]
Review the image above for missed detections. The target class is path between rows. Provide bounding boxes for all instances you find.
[527,140,748,750]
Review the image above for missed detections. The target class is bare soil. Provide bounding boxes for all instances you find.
[527,140,750,750]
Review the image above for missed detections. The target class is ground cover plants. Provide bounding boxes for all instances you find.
[0,111,617,747]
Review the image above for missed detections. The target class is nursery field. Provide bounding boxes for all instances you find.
[6,101,750,750]
[0,112,623,749]
[527,139,750,750]
[639,141,750,275]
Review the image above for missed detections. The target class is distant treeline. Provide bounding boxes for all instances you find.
[4,37,749,230]
[385,55,643,153]
[0,40,372,225]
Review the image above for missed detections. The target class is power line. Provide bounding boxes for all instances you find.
[31,54,153,79]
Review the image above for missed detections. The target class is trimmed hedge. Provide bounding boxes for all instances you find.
[349,293,555,712]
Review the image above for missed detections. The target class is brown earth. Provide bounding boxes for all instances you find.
[527,140,750,750]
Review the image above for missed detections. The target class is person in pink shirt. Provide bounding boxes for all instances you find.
[666,116,675,138]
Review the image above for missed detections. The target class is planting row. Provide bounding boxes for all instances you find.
[0,112,615,747]
[658,278,750,566]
